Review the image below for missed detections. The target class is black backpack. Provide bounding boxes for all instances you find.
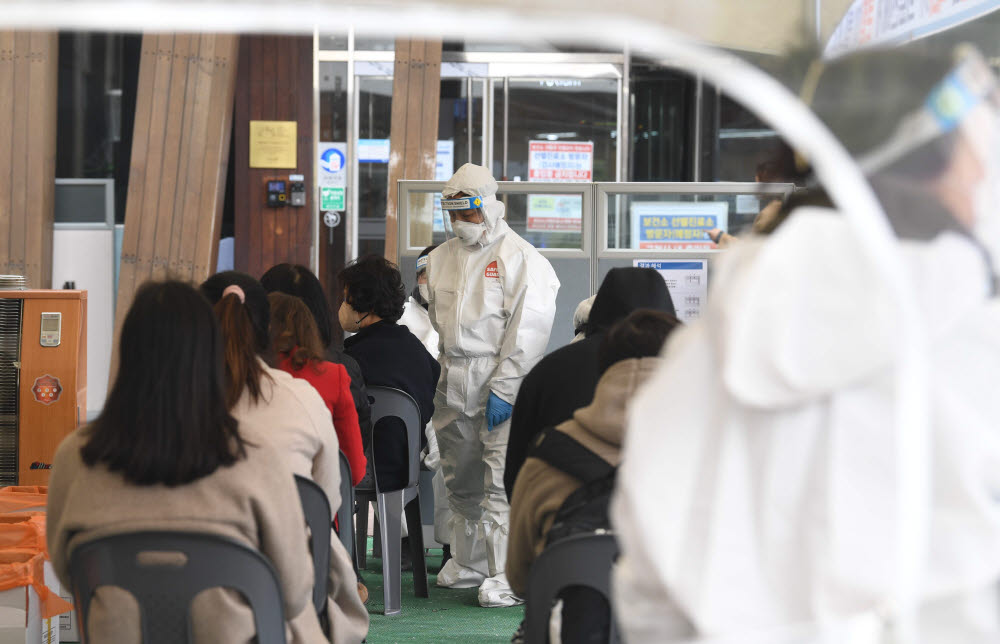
[528,426,616,546]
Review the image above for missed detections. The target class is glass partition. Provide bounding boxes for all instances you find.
[599,182,794,251]
[398,180,794,346]
[401,181,591,254]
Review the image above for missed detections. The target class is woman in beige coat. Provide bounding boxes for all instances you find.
[507,309,680,644]
[201,272,368,644]
[47,280,321,643]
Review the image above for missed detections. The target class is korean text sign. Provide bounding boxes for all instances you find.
[630,201,728,250]
[528,141,593,182]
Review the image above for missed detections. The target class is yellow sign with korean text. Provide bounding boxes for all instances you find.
[249,120,297,169]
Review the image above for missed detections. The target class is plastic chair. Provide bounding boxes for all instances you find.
[524,532,620,644]
[354,385,428,615]
[68,530,287,644]
[294,475,331,619]
[337,451,356,563]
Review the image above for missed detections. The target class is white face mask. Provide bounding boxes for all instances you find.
[418,283,429,302]
[451,219,486,246]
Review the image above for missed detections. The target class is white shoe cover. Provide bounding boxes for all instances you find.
[478,573,524,607]
[436,558,487,588]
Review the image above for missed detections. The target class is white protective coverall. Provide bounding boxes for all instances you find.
[612,210,1000,643]
[399,296,452,546]
[426,163,560,606]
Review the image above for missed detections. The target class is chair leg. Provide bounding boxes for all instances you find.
[355,495,370,571]
[373,512,382,559]
[404,495,428,598]
[378,490,404,615]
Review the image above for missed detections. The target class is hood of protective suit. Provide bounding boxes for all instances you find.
[443,163,507,246]
[571,357,661,448]
[585,267,675,336]
[712,207,992,409]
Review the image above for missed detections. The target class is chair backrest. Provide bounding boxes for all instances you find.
[367,385,422,490]
[524,532,620,644]
[294,475,332,616]
[69,531,287,644]
[336,450,355,559]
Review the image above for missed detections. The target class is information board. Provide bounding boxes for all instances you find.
[528,141,593,182]
[318,142,347,188]
[249,121,297,169]
[633,259,708,322]
[630,201,728,250]
[527,194,583,233]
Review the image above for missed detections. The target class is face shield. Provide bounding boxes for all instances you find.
[857,48,1000,273]
[441,195,489,246]
[442,163,506,240]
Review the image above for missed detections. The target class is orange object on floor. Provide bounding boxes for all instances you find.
[0,486,71,619]
[0,486,49,514]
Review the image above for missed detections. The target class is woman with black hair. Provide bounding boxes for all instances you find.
[201,271,368,644]
[261,263,372,453]
[339,255,440,492]
[46,280,321,643]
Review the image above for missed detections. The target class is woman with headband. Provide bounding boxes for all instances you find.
[201,271,369,644]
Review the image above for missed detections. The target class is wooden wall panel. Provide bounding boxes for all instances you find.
[0,32,57,289]
[384,38,442,264]
[112,33,239,374]
[233,35,314,278]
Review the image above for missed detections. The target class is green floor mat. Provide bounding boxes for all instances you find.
[361,542,523,643]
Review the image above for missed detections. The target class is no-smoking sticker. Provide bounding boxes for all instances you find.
[31,374,62,405]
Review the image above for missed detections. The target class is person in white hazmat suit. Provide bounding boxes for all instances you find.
[425,163,560,607]
[398,245,454,562]
[612,47,1000,643]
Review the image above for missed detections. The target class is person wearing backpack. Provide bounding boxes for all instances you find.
[506,309,680,643]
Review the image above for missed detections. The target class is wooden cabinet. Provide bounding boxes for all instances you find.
[0,290,86,486]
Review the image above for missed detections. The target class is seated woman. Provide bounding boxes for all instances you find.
[339,255,440,492]
[201,271,368,644]
[46,280,321,643]
[269,291,366,486]
[507,309,680,644]
[262,263,372,454]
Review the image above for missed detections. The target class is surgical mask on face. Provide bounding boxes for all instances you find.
[451,219,486,246]
[338,301,368,330]
[418,283,429,302]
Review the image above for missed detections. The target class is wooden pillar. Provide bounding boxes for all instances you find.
[0,32,58,288]
[113,33,239,371]
[233,35,314,277]
[385,39,442,264]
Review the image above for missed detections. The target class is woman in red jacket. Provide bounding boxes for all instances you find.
[268,292,367,486]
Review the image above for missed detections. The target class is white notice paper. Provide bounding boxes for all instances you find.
[633,259,708,322]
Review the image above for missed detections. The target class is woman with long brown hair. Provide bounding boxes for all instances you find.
[47,280,319,643]
[268,292,366,486]
[201,271,368,644]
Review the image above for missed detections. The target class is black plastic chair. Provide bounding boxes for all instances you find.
[68,530,287,644]
[524,532,621,644]
[294,474,332,619]
[335,451,357,566]
[354,385,428,615]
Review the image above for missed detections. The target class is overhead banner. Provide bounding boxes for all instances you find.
[633,259,708,322]
[528,141,593,182]
[527,194,583,233]
[825,0,1000,57]
[630,201,728,250]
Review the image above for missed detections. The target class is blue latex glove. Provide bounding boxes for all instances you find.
[486,392,513,432]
